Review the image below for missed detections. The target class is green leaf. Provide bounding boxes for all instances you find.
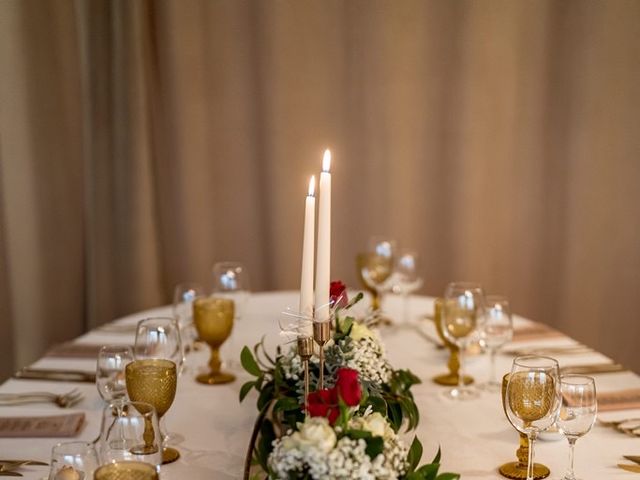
[415,463,439,480]
[406,436,423,473]
[274,396,300,412]
[239,380,256,402]
[348,429,373,440]
[431,446,442,465]
[436,473,460,480]
[368,395,387,414]
[388,400,403,432]
[241,346,261,376]
[364,436,384,459]
[257,383,274,411]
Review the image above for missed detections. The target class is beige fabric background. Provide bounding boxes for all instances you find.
[0,0,639,380]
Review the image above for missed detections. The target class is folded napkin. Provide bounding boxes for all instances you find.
[512,323,564,342]
[597,388,640,412]
[0,412,85,437]
[46,342,131,359]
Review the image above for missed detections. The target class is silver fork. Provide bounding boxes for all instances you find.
[0,389,84,408]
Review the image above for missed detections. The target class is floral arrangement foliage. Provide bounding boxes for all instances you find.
[239,282,428,477]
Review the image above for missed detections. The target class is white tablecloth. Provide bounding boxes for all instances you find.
[0,291,638,479]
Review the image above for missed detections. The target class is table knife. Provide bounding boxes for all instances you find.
[0,461,47,467]
[619,463,640,473]
[13,367,96,383]
[625,456,640,465]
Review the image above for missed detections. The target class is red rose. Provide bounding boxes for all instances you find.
[330,280,348,308]
[335,367,361,406]
[307,388,339,424]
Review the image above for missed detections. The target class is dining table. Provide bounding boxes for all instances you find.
[0,291,638,479]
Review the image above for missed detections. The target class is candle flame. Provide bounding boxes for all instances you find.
[308,175,316,196]
[322,149,331,173]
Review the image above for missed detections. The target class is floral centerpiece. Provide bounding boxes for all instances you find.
[239,282,457,479]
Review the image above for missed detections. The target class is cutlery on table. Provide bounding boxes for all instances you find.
[13,368,96,383]
[559,363,626,375]
[504,345,593,356]
[625,456,640,465]
[0,461,47,467]
[0,389,84,408]
[619,463,640,474]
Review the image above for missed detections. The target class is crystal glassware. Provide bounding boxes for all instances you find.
[556,375,597,480]
[390,249,423,324]
[478,295,513,391]
[48,441,99,480]
[96,345,134,403]
[94,461,159,480]
[505,355,562,480]
[193,296,235,385]
[173,283,205,357]
[125,359,179,464]
[134,317,184,374]
[439,281,485,399]
[98,399,162,469]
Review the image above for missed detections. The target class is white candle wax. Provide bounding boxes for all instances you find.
[314,150,331,322]
[299,176,315,336]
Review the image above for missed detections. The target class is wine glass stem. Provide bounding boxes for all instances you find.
[457,344,465,391]
[209,347,222,375]
[372,290,381,311]
[566,437,577,479]
[526,433,537,480]
[489,349,497,384]
[403,293,409,323]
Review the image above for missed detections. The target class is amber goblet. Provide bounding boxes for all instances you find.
[499,373,550,479]
[125,359,179,464]
[94,461,159,480]
[193,296,235,385]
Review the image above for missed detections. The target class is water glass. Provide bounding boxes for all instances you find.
[96,345,134,403]
[478,295,513,391]
[557,375,597,480]
[135,317,184,373]
[98,399,162,469]
[173,282,205,355]
[505,355,561,480]
[391,249,423,323]
[49,441,99,480]
[212,262,250,319]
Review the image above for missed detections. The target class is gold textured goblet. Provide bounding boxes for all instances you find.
[193,296,235,385]
[432,298,473,386]
[125,359,179,464]
[499,373,550,479]
[95,461,159,480]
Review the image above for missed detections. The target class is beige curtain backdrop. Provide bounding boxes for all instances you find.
[0,0,639,380]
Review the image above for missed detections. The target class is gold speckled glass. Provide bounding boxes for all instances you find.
[193,296,235,385]
[94,461,159,480]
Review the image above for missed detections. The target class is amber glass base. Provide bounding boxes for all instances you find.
[162,446,181,464]
[196,371,236,385]
[432,372,474,386]
[498,461,550,479]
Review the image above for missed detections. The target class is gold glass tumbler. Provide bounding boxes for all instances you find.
[125,359,179,464]
[95,461,159,480]
[193,296,235,385]
[499,373,550,479]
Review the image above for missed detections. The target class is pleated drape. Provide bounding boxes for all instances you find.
[0,0,639,378]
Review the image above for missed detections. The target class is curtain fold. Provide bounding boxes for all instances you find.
[0,0,639,378]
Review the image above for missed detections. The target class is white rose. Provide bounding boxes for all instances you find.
[295,417,337,454]
[353,412,395,440]
[350,322,373,341]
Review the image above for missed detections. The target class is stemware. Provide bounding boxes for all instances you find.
[505,355,561,480]
[97,399,162,469]
[390,249,423,324]
[94,461,159,480]
[439,281,485,400]
[173,283,205,356]
[478,295,513,391]
[357,237,396,319]
[96,345,134,403]
[193,296,235,384]
[556,375,597,480]
[48,441,99,480]
[125,359,179,464]
[134,317,184,374]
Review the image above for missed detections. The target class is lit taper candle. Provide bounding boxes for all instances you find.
[299,176,316,335]
[314,149,331,322]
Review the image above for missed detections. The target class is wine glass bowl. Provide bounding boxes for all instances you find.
[193,296,235,385]
[505,355,561,480]
[479,295,513,391]
[96,345,134,403]
[134,318,184,373]
[357,252,393,313]
[125,359,179,464]
[48,441,99,480]
[94,461,159,480]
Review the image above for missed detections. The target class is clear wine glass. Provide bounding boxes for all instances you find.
[440,281,485,400]
[96,345,134,403]
[505,355,562,480]
[556,375,597,480]
[134,317,184,453]
[359,237,396,322]
[98,398,163,470]
[391,249,423,324]
[48,441,99,480]
[478,295,513,392]
[173,282,205,358]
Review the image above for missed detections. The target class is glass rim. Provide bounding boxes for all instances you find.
[99,344,133,354]
[513,354,559,370]
[125,358,177,372]
[212,261,245,271]
[560,374,596,385]
[51,440,95,455]
[484,294,509,304]
[137,316,178,326]
[105,398,157,414]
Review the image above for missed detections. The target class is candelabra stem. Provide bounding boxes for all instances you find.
[312,321,331,391]
[297,336,314,413]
